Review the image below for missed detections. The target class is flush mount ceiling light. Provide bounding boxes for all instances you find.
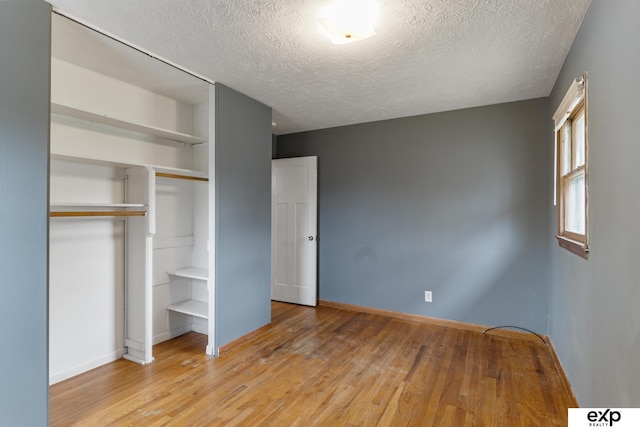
[318,0,378,44]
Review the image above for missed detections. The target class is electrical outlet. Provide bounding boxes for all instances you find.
[424,291,432,302]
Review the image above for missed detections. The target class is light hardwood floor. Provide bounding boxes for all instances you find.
[50,302,575,426]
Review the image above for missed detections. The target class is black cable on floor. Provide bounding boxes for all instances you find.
[482,326,546,344]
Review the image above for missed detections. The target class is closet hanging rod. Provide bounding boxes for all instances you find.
[156,172,209,182]
[50,211,147,218]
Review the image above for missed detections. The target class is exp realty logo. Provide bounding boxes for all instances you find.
[569,408,640,427]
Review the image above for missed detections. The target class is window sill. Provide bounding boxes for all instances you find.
[556,235,589,259]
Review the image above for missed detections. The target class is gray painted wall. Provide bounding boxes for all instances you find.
[214,84,272,348]
[548,0,640,406]
[0,1,51,425]
[278,98,550,333]
[272,134,277,158]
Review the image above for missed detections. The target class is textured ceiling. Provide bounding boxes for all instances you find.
[46,0,592,135]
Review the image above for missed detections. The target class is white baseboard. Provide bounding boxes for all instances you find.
[51,325,209,384]
[191,322,208,335]
[152,325,193,345]
[49,348,126,385]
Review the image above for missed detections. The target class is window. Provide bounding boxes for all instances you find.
[554,73,588,258]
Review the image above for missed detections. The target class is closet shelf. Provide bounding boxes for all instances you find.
[51,203,146,209]
[168,300,208,319]
[50,211,146,218]
[51,102,207,145]
[169,267,209,281]
[50,203,148,217]
[51,153,209,180]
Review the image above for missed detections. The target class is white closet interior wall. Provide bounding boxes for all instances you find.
[49,14,212,385]
[49,161,127,383]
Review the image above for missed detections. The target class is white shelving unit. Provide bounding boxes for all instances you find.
[168,268,210,319]
[154,168,211,340]
[48,13,215,384]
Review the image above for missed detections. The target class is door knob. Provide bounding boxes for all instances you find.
[308,236,315,241]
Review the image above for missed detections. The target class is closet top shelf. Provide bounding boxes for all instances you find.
[51,102,207,145]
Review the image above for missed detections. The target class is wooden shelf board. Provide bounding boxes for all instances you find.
[167,300,208,319]
[51,102,207,145]
[169,267,208,281]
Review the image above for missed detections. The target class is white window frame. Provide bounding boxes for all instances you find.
[553,73,589,259]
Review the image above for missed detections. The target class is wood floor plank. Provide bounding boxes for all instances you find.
[50,302,573,426]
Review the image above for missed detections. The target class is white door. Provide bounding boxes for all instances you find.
[271,156,318,306]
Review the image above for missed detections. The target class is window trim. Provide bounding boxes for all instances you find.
[554,73,589,259]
